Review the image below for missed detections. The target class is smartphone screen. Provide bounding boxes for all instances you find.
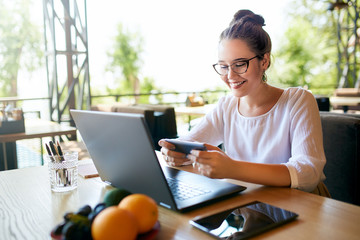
[190,201,298,239]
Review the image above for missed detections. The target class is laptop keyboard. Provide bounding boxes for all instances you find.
[166,177,212,201]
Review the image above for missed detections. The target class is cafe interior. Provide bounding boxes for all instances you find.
[0,0,360,239]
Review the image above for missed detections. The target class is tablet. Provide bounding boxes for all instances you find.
[189,201,298,239]
[165,139,206,154]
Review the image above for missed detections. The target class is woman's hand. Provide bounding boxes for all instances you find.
[158,139,191,167]
[189,144,291,186]
[187,143,236,179]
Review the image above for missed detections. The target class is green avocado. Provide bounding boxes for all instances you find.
[103,188,131,207]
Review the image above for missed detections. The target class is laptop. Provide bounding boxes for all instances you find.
[70,109,246,212]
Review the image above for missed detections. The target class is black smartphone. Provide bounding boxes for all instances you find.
[165,139,207,154]
[189,201,298,239]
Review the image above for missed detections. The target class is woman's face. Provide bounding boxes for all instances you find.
[217,39,268,98]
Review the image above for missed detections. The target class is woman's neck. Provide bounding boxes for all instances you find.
[238,83,283,117]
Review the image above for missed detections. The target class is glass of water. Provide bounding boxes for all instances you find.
[46,151,79,192]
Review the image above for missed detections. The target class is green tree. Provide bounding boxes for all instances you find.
[271,0,337,95]
[107,23,158,103]
[0,0,43,97]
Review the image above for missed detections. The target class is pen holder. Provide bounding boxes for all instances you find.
[45,151,79,192]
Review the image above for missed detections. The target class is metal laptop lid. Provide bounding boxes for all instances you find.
[70,109,178,210]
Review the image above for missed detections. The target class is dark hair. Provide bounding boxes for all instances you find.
[220,9,272,69]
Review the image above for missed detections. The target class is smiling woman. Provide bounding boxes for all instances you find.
[158,8,329,196]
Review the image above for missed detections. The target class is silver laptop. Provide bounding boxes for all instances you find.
[70,109,246,212]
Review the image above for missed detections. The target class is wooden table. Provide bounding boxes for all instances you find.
[330,96,360,112]
[0,119,77,170]
[1,159,359,240]
[0,96,49,104]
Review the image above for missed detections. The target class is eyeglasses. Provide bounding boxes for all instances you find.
[212,55,259,76]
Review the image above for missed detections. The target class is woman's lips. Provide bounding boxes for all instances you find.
[229,80,246,89]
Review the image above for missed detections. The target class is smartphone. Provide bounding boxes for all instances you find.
[165,139,207,154]
[189,201,298,239]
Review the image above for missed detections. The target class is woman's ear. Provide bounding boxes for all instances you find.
[262,53,270,70]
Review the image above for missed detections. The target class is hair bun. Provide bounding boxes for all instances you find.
[231,9,265,27]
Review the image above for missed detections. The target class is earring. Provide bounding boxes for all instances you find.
[262,73,267,82]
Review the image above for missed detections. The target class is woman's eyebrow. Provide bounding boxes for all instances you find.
[218,58,247,63]
[232,57,248,62]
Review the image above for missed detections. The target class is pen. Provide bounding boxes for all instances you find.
[45,143,53,156]
[56,141,64,156]
[49,141,58,156]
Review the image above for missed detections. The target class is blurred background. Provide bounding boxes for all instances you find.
[1,0,359,168]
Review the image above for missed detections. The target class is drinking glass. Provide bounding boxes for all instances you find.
[46,151,78,192]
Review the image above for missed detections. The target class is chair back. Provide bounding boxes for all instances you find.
[134,104,178,149]
[91,103,178,150]
[320,112,360,205]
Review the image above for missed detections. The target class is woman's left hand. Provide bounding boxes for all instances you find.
[187,143,236,179]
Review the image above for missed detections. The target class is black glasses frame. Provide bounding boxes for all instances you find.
[213,55,259,76]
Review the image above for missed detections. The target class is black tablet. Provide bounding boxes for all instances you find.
[189,201,298,239]
[165,139,206,154]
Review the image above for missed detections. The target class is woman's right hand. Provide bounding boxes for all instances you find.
[158,139,192,167]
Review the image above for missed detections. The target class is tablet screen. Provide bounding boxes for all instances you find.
[190,201,298,239]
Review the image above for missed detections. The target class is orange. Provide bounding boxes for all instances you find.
[118,193,158,234]
[91,206,138,240]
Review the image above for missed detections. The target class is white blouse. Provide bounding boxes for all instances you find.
[180,87,326,192]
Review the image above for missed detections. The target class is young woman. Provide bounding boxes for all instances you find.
[159,10,327,194]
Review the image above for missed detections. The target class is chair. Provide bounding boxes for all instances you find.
[90,103,178,150]
[134,104,178,144]
[128,104,178,150]
[315,96,330,111]
[320,111,360,205]
[111,105,156,138]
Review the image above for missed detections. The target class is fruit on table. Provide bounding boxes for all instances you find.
[103,188,131,207]
[50,190,159,239]
[118,193,159,234]
[91,206,138,240]
[76,204,92,216]
[51,203,106,240]
[88,203,106,223]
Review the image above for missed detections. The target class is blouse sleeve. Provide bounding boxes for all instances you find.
[284,90,326,192]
